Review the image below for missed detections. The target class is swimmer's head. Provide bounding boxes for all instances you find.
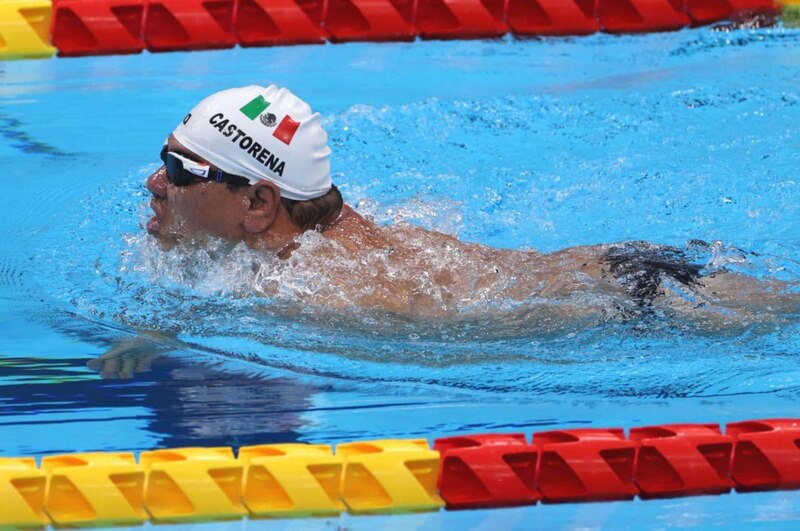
[146,85,342,250]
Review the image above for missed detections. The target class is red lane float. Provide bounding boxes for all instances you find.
[685,0,736,24]
[533,428,638,502]
[630,424,733,498]
[143,0,236,52]
[434,433,540,509]
[727,0,780,16]
[322,0,416,42]
[685,0,779,25]
[728,419,800,491]
[506,0,600,36]
[234,0,327,47]
[51,0,146,57]
[44,0,784,57]
[415,0,508,40]
[597,0,690,33]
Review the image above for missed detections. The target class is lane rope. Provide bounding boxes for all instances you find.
[0,0,789,60]
[2,418,799,527]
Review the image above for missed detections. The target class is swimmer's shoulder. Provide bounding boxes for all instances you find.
[323,204,390,251]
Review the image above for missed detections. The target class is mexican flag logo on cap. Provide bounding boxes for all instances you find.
[240,95,300,146]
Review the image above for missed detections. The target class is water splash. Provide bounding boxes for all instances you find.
[14,29,800,402]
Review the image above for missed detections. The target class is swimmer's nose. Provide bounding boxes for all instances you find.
[147,166,168,199]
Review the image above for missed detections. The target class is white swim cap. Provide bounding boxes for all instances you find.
[172,85,332,201]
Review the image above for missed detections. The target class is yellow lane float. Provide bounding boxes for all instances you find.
[0,0,55,60]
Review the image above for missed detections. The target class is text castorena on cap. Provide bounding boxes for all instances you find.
[172,85,332,201]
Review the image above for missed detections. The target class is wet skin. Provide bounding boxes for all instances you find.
[145,140,800,325]
[147,140,255,243]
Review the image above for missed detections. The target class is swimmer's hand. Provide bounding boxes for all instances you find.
[87,331,181,379]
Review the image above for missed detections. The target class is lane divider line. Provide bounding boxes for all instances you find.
[0,0,788,60]
[1,418,799,527]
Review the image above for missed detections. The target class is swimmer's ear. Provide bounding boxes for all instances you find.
[243,181,280,233]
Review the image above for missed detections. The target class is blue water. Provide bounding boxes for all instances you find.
[2,23,800,528]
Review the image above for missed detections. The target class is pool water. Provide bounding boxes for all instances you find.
[2,22,800,529]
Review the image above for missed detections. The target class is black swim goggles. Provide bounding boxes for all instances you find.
[160,144,250,187]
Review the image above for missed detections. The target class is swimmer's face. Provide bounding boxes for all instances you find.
[146,137,254,244]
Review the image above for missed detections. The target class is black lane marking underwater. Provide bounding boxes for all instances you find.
[0,112,70,157]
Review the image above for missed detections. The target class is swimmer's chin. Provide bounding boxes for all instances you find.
[145,217,181,250]
[146,226,239,253]
[149,233,180,251]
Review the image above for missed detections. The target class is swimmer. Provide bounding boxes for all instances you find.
[145,85,799,329]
